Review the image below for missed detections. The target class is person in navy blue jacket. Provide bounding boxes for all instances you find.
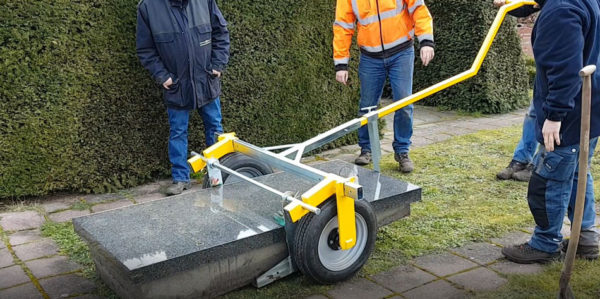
[502,0,600,263]
[136,0,230,195]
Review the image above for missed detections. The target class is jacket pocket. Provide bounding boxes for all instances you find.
[206,72,221,100]
[164,78,184,107]
[535,150,577,181]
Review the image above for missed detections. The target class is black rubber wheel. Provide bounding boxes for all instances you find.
[202,152,273,188]
[293,199,376,284]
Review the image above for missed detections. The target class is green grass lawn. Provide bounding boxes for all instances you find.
[39,125,600,298]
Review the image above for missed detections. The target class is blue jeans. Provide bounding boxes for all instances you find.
[358,48,414,154]
[512,103,538,164]
[167,98,223,182]
[528,137,599,253]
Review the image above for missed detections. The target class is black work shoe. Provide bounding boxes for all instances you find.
[496,160,528,180]
[501,242,560,264]
[560,239,599,260]
[394,153,414,173]
[355,151,372,166]
[511,163,534,182]
[166,181,191,196]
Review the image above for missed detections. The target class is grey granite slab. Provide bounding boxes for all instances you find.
[74,160,421,298]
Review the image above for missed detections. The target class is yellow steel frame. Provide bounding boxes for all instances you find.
[187,0,536,251]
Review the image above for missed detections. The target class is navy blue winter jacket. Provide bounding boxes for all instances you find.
[531,0,600,146]
[136,0,230,109]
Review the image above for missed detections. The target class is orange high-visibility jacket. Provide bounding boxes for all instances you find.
[333,0,434,70]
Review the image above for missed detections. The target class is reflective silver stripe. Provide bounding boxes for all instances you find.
[334,21,355,30]
[360,35,410,52]
[351,0,361,22]
[335,58,350,65]
[353,0,405,26]
[408,0,425,14]
[418,33,434,42]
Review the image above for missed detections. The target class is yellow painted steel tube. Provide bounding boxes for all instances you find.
[360,0,537,126]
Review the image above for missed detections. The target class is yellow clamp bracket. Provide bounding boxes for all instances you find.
[285,175,358,250]
[187,132,238,173]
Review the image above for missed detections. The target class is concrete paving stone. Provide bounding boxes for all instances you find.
[82,193,125,205]
[304,295,329,299]
[413,252,478,277]
[447,267,508,291]
[0,211,44,232]
[48,210,90,223]
[133,193,166,204]
[0,241,4,249]
[452,121,499,131]
[560,224,571,239]
[38,274,96,298]
[381,142,394,153]
[0,283,43,299]
[25,256,82,278]
[327,278,393,299]
[371,264,436,293]
[0,248,14,268]
[130,182,162,196]
[422,134,452,143]
[8,229,42,246]
[41,201,71,213]
[490,231,531,247]
[71,295,105,299]
[443,125,478,136]
[451,242,504,265]
[411,137,434,148]
[332,154,357,164]
[0,265,30,289]
[490,260,543,275]
[13,239,59,261]
[91,200,133,213]
[402,279,466,299]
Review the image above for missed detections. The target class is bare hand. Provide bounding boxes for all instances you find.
[542,119,561,152]
[212,70,222,78]
[420,46,434,66]
[336,70,349,85]
[163,77,173,89]
[493,0,506,7]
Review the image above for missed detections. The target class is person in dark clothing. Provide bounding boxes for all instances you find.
[136,0,230,195]
[500,0,600,263]
[494,0,541,182]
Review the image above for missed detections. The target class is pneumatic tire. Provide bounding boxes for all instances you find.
[293,199,376,284]
[202,152,273,188]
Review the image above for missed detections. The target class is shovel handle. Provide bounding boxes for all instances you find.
[580,65,597,77]
[559,65,596,298]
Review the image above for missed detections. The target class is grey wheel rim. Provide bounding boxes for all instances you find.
[317,213,368,272]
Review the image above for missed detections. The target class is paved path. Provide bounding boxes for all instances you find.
[0,104,571,298]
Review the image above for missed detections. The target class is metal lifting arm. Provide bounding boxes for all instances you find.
[188,0,537,250]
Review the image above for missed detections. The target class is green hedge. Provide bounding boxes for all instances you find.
[0,0,527,198]
[414,0,529,112]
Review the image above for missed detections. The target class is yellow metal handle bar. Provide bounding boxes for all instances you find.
[359,0,537,126]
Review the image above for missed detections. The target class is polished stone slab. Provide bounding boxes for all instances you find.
[74,160,421,298]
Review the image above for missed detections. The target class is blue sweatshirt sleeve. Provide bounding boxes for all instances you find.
[136,4,172,85]
[533,6,585,121]
[209,0,230,72]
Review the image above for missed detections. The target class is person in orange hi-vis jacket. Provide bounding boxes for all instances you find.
[333,0,434,173]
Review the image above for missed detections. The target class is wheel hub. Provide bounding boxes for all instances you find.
[327,228,341,250]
